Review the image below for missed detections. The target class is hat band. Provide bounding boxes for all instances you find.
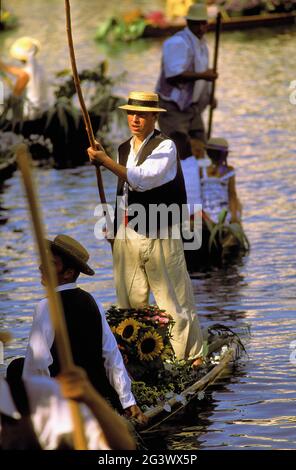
[128,98,159,108]
[207,144,228,151]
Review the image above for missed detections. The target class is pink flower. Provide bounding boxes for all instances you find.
[145,11,167,27]
[158,317,169,324]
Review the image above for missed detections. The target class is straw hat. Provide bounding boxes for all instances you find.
[46,234,95,276]
[0,330,11,344]
[118,91,167,112]
[9,37,41,62]
[206,137,229,151]
[186,2,208,22]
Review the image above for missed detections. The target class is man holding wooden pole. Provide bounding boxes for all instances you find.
[155,2,218,155]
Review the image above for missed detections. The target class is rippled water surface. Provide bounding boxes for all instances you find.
[1,0,296,450]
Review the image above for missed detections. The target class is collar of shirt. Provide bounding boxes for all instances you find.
[184,26,205,48]
[0,379,21,419]
[56,283,78,292]
[127,130,155,168]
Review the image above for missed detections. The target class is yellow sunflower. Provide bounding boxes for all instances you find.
[116,318,141,343]
[137,331,164,361]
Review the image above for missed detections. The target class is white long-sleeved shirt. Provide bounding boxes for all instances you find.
[23,283,136,409]
[0,376,109,450]
[125,131,177,192]
[157,27,211,109]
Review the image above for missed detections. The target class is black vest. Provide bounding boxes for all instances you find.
[114,130,187,236]
[49,288,122,412]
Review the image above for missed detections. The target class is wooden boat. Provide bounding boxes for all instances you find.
[107,307,244,431]
[143,11,296,38]
[184,211,249,271]
[0,153,17,183]
[139,334,241,432]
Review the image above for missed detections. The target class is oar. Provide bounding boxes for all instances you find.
[207,12,222,140]
[65,0,112,233]
[16,144,88,450]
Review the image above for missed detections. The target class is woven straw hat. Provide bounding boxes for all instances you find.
[186,2,208,22]
[9,37,41,61]
[118,91,167,112]
[206,137,229,151]
[0,330,11,344]
[47,234,95,276]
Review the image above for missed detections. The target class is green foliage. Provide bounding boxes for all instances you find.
[0,9,18,30]
[0,95,25,131]
[106,306,207,410]
[44,97,80,142]
[207,209,250,253]
[95,17,147,42]
[44,62,126,146]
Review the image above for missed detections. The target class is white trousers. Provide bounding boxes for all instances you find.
[113,226,203,360]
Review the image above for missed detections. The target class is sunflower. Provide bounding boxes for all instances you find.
[116,318,141,343]
[137,331,164,361]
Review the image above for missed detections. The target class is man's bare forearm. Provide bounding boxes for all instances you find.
[167,69,218,86]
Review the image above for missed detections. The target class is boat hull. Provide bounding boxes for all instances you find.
[143,12,296,38]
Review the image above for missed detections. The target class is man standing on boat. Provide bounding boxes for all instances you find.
[155,2,218,155]
[23,234,147,424]
[88,91,204,366]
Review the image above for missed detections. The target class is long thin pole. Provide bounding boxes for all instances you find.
[16,144,88,450]
[65,0,106,206]
[207,12,222,140]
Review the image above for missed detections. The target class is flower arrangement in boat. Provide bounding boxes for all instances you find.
[106,305,209,410]
[106,305,175,383]
[95,10,168,42]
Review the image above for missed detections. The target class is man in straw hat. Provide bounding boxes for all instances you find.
[0,329,135,449]
[155,1,218,155]
[23,234,147,424]
[88,91,205,366]
[0,36,47,119]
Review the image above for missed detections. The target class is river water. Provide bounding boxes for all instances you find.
[1,0,296,450]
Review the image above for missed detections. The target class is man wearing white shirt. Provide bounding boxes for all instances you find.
[156,2,218,150]
[23,234,147,424]
[1,328,135,450]
[88,91,204,366]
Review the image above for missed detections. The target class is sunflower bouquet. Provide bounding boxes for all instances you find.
[106,305,175,385]
[106,306,207,410]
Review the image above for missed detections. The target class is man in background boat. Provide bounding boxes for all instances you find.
[88,91,205,367]
[0,330,135,450]
[0,36,47,120]
[155,1,218,155]
[23,234,147,424]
